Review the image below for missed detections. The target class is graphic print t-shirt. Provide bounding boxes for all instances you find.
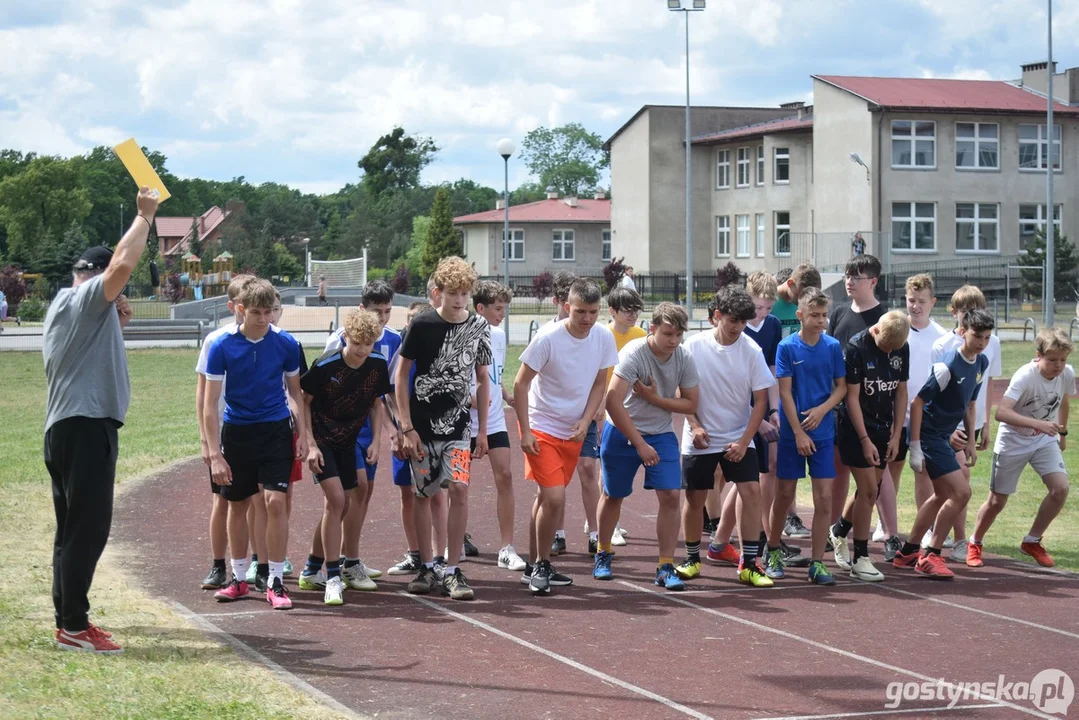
[838,329,909,433]
[301,351,391,449]
[400,310,492,442]
[994,362,1077,455]
[829,301,887,348]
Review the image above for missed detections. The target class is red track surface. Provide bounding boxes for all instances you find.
[113,411,1079,720]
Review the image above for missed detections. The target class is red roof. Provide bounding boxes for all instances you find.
[157,206,231,256]
[692,115,813,145]
[814,75,1079,115]
[454,198,610,225]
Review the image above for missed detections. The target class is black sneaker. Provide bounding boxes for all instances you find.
[388,551,421,576]
[784,514,811,538]
[441,568,475,600]
[254,573,268,593]
[781,541,811,568]
[520,562,534,585]
[548,563,573,587]
[703,518,719,536]
[463,534,479,557]
[201,564,227,589]
[407,565,438,594]
[883,536,902,562]
[551,536,566,556]
[529,560,552,594]
[588,537,598,556]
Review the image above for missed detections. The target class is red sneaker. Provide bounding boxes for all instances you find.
[707,543,741,566]
[266,578,293,610]
[892,550,919,568]
[214,579,249,602]
[966,543,984,568]
[1021,541,1055,568]
[56,626,123,654]
[915,553,955,579]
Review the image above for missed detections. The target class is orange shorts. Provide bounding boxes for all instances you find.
[524,429,583,488]
[289,431,303,483]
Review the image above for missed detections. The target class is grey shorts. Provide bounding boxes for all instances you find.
[410,433,472,499]
[989,444,1068,495]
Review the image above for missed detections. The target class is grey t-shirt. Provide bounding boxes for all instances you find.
[611,337,699,436]
[43,275,130,432]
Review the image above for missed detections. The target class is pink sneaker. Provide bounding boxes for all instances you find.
[214,579,249,602]
[266,579,293,610]
[56,626,123,654]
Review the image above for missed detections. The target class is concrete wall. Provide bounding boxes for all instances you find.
[810,79,875,237]
[610,110,650,270]
[462,221,610,277]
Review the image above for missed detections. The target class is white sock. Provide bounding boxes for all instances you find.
[444,565,457,576]
[589,531,598,542]
[971,536,982,545]
[555,530,566,539]
[231,557,249,581]
[268,561,285,585]
[1023,534,1040,544]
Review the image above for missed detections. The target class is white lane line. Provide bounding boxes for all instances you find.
[755,702,1004,720]
[166,600,364,720]
[197,609,282,618]
[400,592,712,720]
[615,581,1055,720]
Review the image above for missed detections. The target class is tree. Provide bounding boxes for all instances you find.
[519,123,609,198]
[392,263,411,295]
[421,188,458,278]
[714,261,743,290]
[359,127,439,196]
[603,257,626,293]
[510,181,548,205]
[188,219,203,262]
[532,271,554,300]
[400,215,429,277]
[0,265,27,313]
[1022,229,1079,302]
[0,156,92,265]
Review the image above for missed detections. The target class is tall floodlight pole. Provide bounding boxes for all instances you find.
[1045,0,1056,328]
[497,138,515,335]
[668,0,706,316]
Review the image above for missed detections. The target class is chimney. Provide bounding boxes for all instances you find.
[780,100,808,120]
[594,191,606,200]
[199,214,206,236]
[495,198,505,210]
[546,190,559,200]
[564,196,578,208]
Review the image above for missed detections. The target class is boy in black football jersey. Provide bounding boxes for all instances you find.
[300,310,390,606]
[829,311,910,582]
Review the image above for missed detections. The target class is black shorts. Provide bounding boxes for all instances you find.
[837,423,908,470]
[208,467,221,495]
[753,432,770,474]
[470,430,511,453]
[682,450,760,491]
[314,443,359,491]
[220,419,293,501]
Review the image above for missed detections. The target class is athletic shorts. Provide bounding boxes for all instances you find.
[290,431,303,483]
[524,429,582,488]
[753,432,771,474]
[391,456,412,487]
[777,435,836,481]
[990,444,1068,495]
[579,421,599,459]
[599,424,681,498]
[837,423,908,470]
[682,449,759,491]
[208,467,222,495]
[470,430,511,453]
[922,434,961,481]
[355,440,378,482]
[220,419,293,501]
[313,443,359,491]
[410,432,471,499]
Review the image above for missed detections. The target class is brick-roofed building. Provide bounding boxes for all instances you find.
[156,202,242,257]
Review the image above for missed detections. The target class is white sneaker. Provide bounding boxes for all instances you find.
[341,564,377,591]
[324,576,345,605]
[498,545,527,571]
[872,520,886,543]
[949,539,969,562]
[921,529,934,548]
[942,535,956,549]
[611,527,628,547]
[355,560,383,579]
[829,527,852,571]
[851,556,884,582]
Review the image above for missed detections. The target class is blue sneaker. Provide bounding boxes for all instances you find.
[593,551,613,580]
[808,560,835,586]
[655,563,686,591]
[765,548,786,579]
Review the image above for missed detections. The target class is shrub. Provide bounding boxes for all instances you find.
[0,265,28,313]
[714,261,742,290]
[532,271,553,300]
[162,274,186,303]
[17,295,47,322]
[391,263,411,295]
[603,257,626,292]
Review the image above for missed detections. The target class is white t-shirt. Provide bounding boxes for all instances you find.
[905,319,948,426]
[932,330,1002,428]
[622,275,637,291]
[994,362,1076,455]
[520,321,618,440]
[680,331,775,456]
[471,325,508,436]
[196,322,237,421]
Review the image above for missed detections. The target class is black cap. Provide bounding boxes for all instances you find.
[74,246,113,271]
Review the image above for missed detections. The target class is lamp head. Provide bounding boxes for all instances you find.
[849,152,866,168]
[496,137,515,159]
[692,0,706,7]
[667,0,681,9]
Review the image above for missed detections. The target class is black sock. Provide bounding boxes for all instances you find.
[326,559,341,580]
[768,544,781,553]
[927,546,941,556]
[832,518,853,538]
[742,541,759,568]
[901,541,920,556]
[250,554,258,564]
[256,562,269,578]
[702,508,711,524]
[343,558,360,569]
[757,531,768,558]
[213,558,226,570]
[303,554,324,575]
[853,539,869,561]
[685,541,701,563]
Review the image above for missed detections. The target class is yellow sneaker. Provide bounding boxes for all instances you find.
[738,565,775,588]
[674,559,701,580]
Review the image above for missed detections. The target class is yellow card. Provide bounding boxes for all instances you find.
[113,138,171,203]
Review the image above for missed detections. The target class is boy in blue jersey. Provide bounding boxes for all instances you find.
[204,279,307,609]
[894,308,993,579]
[769,287,847,585]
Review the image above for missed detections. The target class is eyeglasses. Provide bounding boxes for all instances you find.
[845,275,872,282]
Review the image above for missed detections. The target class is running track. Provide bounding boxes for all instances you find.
[114,411,1079,720]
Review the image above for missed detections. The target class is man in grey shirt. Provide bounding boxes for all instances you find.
[44,187,158,655]
[594,302,700,590]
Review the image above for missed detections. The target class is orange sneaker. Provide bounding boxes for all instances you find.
[56,626,123,654]
[1020,541,1055,568]
[892,550,919,568]
[707,543,741,566]
[915,553,955,580]
[966,543,984,568]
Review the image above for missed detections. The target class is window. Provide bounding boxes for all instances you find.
[756,146,765,185]
[736,147,751,187]
[773,147,789,184]
[735,214,750,257]
[601,229,611,261]
[774,211,790,256]
[716,150,730,189]
[891,120,936,168]
[1019,124,1062,171]
[755,213,765,257]
[552,229,574,261]
[955,123,998,169]
[501,228,525,261]
[1019,204,1063,252]
[891,202,936,252]
[716,216,730,257]
[955,203,999,253]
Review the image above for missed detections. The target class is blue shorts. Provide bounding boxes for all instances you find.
[391,456,412,487]
[922,434,961,481]
[355,441,378,482]
[579,420,599,459]
[777,435,836,481]
[599,425,681,498]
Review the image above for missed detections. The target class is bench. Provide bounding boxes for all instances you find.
[123,319,207,346]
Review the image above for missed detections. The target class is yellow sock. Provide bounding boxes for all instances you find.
[598,542,612,554]
[658,557,675,569]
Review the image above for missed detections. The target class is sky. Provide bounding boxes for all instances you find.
[1,0,1076,196]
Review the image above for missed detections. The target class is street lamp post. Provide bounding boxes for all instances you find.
[1045,0,1056,328]
[668,0,706,317]
[497,138,515,336]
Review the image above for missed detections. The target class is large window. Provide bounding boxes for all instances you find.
[736,147,751,187]
[601,229,611,261]
[955,203,999,253]
[774,211,790,256]
[891,202,936,252]
[716,216,730,257]
[502,228,525,261]
[755,212,765,256]
[756,145,765,185]
[552,229,574,261]
[1019,204,1063,252]
[716,150,730,189]
[773,147,790,184]
[735,214,750,257]
[891,120,936,168]
[1019,124,1062,171]
[955,123,998,169]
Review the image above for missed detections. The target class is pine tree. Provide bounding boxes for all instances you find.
[421,188,459,278]
[1022,228,1079,302]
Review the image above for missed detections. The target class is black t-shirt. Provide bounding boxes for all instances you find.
[400,310,492,441]
[300,350,391,449]
[829,301,887,348]
[838,329,909,432]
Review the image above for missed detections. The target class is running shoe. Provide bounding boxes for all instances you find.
[355,559,382,579]
[892,550,920,568]
[520,562,534,585]
[915,553,955,579]
[706,543,740,566]
[655,563,686,591]
[323,576,345,606]
[200,565,227,590]
[1020,541,1055,568]
[948,539,969,563]
[550,536,567,556]
[56,626,123,654]
[298,570,327,591]
[530,560,552,594]
[738,564,775,588]
[883,536,902,563]
[966,543,985,568]
[266,578,293,610]
[283,558,294,576]
[342,564,377,591]
[829,527,852,571]
[588,537,598,556]
[498,545,527,571]
[674,558,701,580]
[781,541,810,568]
[593,551,613,580]
[214,579,249,602]
[765,548,786,579]
[872,520,887,543]
[850,556,884,582]
[388,551,421,576]
[254,574,268,593]
[432,557,447,581]
[784,514,811,538]
[245,560,258,584]
[808,560,835,586]
[407,565,438,594]
[463,533,479,557]
[548,564,573,586]
[611,526,628,546]
[442,568,475,600]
